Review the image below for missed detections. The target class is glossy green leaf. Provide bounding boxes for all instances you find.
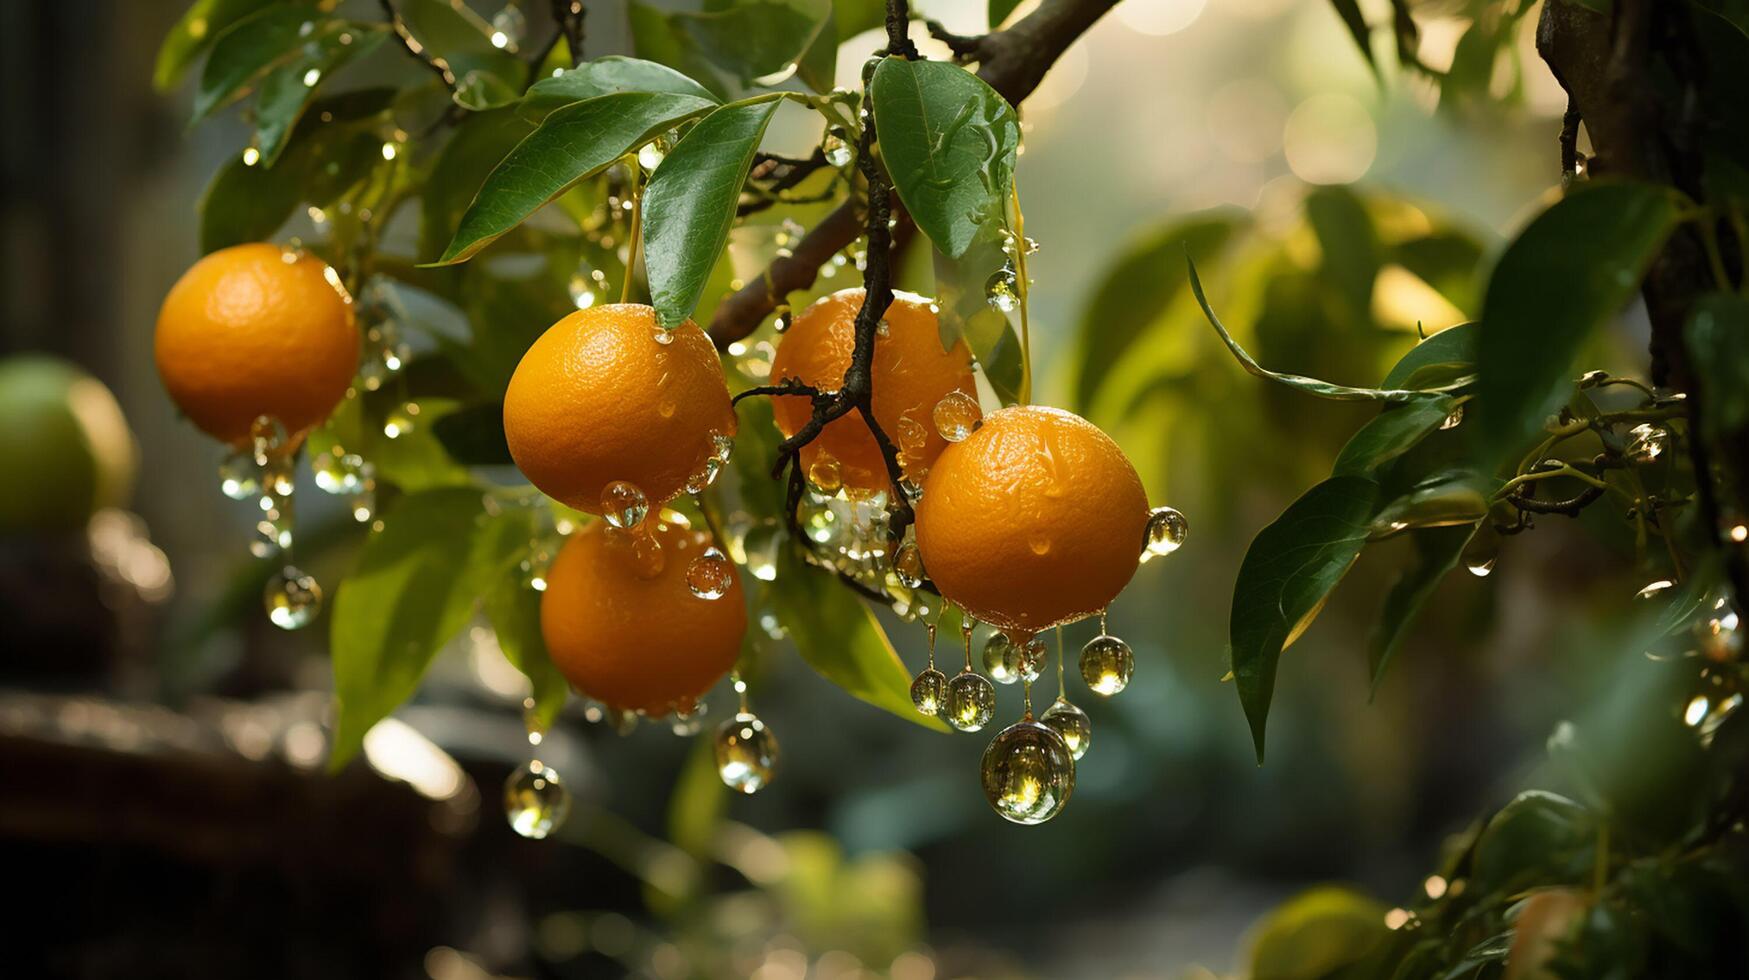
[1370,469,1496,537]
[1475,182,1682,458]
[870,58,1020,259]
[198,152,303,252]
[1367,524,1476,691]
[192,6,318,121]
[1381,323,1479,389]
[1072,212,1241,409]
[1684,292,1749,442]
[419,107,535,264]
[797,0,885,92]
[643,98,782,328]
[1470,791,1596,895]
[989,0,1023,28]
[434,92,715,265]
[154,0,275,92]
[771,546,948,730]
[1230,476,1380,762]
[523,56,720,119]
[399,0,523,93]
[253,24,386,165]
[478,508,568,731]
[1333,395,1458,476]
[330,488,495,769]
[1248,886,1391,979]
[629,0,831,100]
[1189,257,1443,403]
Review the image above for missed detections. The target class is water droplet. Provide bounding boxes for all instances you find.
[1627,422,1668,463]
[653,327,675,346]
[893,542,925,588]
[637,141,666,172]
[896,416,929,455]
[711,432,735,463]
[686,547,733,599]
[715,712,778,793]
[1141,506,1189,561]
[671,698,709,736]
[946,670,997,732]
[218,450,260,500]
[1635,579,1677,601]
[1019,636,1046,683]
[313,452,372,495]
[808,455,843,494]
[1466,557,1496,577]
[601,481,649,529]
[1079,634,1133,696]
[264,565,322,629]
[504,760,571,839]
[985,265,1019,313]
[684,456,722,494]
[1040,697,1092,760]
[382,403,419,439]
[489,3,526,49]
[250,415,287,464]
[1439,404,1465,430]
[981,720,1074,824]
[910,667,948,716]
[933,391,982,443]
[1028,533,1052,556]
[982,634,1024,685]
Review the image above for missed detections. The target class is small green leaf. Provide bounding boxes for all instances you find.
[1073,212,1242,409]
[1189,257,1442,403]
[1381,322,1478,389]
[1470,791,1596,895]
[1248,886,1391,979]
[1475,182,1682,458]
[523,56,720,118]
[771,546,949,730]
[870,58,1020,259]
[193,6,319,121]
[398,0,523,92]
[1327,0,1379,76]
[629,0,832,100]
[1230,476,1380,762]
[1684,292,1749,442]
[253,24,386,166]
[155,0,275,93]
[1367,524,1475,690]
[643,98,782,328]
[198,152,303,252]
[988,0,1023,28]
[479,511,568,731]
[330,488,496,769]
[1333,395,1458,476]
[434,92,716,265]
[1370,469,1496,536]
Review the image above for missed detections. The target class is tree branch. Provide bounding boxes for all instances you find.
[707,0,1123,347]
[379,0,460,92]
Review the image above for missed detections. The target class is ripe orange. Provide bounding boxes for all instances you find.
[155,243,357,447]
[504,304,735,515]
[771,288,976,493]
[915,405,1149,634]
[540,519,746,714]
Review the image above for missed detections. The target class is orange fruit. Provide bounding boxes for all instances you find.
[155,243,357,447]
[541,519,746,714]
[771,288,975,493]
[915,405,1149,634]
[504,304,735,514]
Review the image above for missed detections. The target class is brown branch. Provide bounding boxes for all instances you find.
[378,0,459,91]
[707,0,1123,347]
[550,0,586,69]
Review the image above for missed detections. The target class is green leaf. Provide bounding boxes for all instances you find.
[642,97,782,329]
[330,488,495,769]
[797,0,885,92]
[1248,886,1391,980]
[434,92,716,264]
[1369,469,1496,536]
[193,6,318,121]
[1230,476,1380,762]
[419,107,535,264]
[398,0,523,95]
[770,546,949,730]
[989,0,1023,28]
[1305,185,1380,314]
[1694,1,1749,38]
[629,0,832,100]
[1367,524,1476,691]
[479,515,569,731]
[1073,212,1242,409]
[253,24,387,166]
[1684,292,1749,442]
[1189,257,1444,403]
[1327,0,1379,76]
[1333,395,1458,476]
[522,56,720,119]
[1381,322,1478,389]
[1470,791,1596,895]
[198,152,303,252]
[154,0,275,92]
[1475,182,1682,458]
[870,58,1020,259]
[431,402,513,465]
[932,226,1023,400]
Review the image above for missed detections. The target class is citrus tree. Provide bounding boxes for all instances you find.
[149,0,1749,974]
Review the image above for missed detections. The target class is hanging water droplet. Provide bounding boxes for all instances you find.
[1141,506,1189,561]
[250,415,287,464]
[1080,634,1133,696]
[822,129,853,167]
[1626,422,1668,463]
[1040,697,1092,760]
[982,633,1024,685]
[933,391,982,443]
[313,452,372,495]
[1466,557,1496,577]
[893,542,925,588]
[1439,404,1465,430]
[601,480,649,529]
[947,670,997,732]
[981,720,1074,825]
[772,308,793,333]
[1019,636,1047,683]
[910,667,948,716]
[715,712,778,793]
[896,415,929,456]
[652,327,676,346]
[671,698,710,736]
[686,547,733,599]
[808,454,843,494]
[264,565,322,629]
[218,450,260,500]
[800,494,841,547]
[685,456,723,494]
[711,432,735,463]
[637,141,666,172]
[1635,579,1677,602]
[382,402,419,438]
[739,521,783,582]
[985,265,1019,313]
[504,760,571,839]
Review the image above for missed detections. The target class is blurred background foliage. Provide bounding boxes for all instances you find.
[5,0,1744,978]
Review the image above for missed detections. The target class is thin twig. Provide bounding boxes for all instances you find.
[551,0,586,68]
[379,0,459,91]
